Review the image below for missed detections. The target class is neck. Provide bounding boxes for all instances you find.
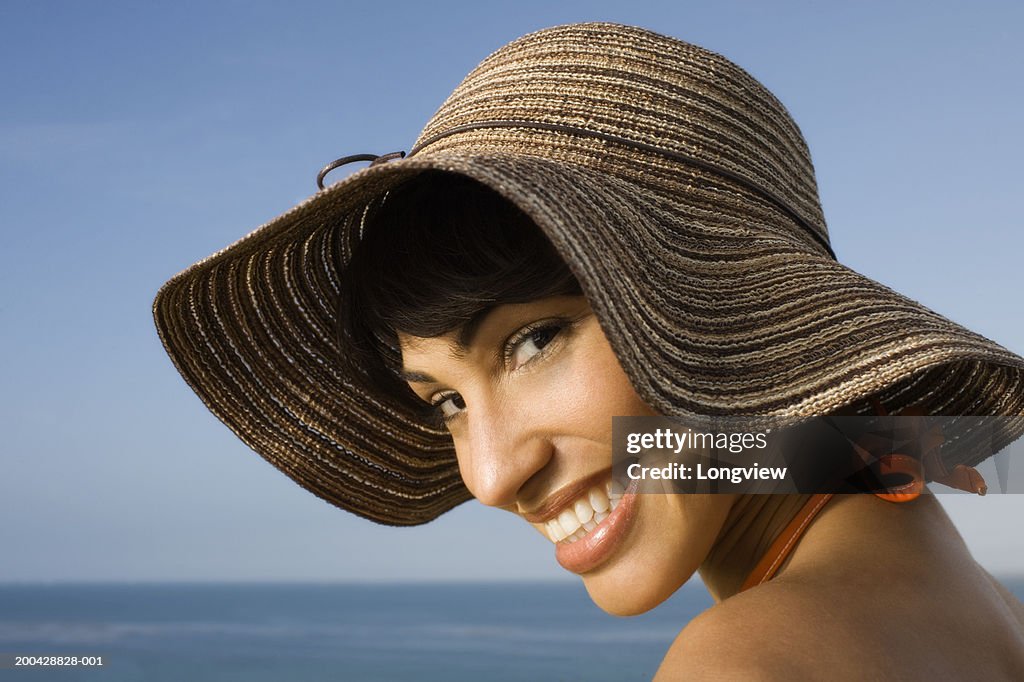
[699,493,977,603]
[699,494,813,600]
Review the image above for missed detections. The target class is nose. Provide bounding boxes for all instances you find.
[455,398,553,509]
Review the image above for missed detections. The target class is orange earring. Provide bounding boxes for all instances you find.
[872,453,925,503]
[865,398,924,503]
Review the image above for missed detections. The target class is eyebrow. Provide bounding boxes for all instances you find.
[397,307,496,384]
[398,369,436,384]
[456,307,494,349]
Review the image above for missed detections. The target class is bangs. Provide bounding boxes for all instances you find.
[336,171,582,413]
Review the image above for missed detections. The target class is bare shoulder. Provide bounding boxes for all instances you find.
[656,572,1024,680]
[983,569,1024,626]
[654,585,827,681]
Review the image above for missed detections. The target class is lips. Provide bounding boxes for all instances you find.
[533,476,640,575]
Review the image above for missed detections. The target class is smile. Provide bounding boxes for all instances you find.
[532,475,641,575]
[542,479,624,543]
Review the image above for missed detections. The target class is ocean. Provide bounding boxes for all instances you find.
[0,582,711,681]
[1,579,1021,681]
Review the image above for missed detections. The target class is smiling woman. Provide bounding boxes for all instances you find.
[154,22,1024,679]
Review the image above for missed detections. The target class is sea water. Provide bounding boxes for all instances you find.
[0,581,711,681]
[2,580,1021,681]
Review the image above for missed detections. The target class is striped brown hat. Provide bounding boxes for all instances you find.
[153,23,1024,525]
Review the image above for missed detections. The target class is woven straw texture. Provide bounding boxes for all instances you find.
[153,23,1024,525]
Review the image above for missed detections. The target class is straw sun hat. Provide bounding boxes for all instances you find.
[154,23,1024,525]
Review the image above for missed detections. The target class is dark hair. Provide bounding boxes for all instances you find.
[336,171,582,419]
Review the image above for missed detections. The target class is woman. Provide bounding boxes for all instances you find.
[155,23,1024,678]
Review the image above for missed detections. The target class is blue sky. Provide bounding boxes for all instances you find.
[2,0,1022,582]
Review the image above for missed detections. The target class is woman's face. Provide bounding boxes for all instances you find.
[399,296,734,615]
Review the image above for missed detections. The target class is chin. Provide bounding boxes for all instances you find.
[578,506,704,617]
[580,557,698,616]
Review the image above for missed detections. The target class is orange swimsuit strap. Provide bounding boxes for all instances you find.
[738,471,987,593]
[740,402,991,593]
[739,493,834,593]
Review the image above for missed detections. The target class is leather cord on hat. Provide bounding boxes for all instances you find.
[313,122,834,259]
[316,151,406,190]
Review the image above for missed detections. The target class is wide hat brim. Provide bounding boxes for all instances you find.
[154,144,1024,525]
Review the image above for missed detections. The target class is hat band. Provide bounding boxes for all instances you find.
[410,120,835,260]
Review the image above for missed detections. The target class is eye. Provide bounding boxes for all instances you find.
[430,391,466,422]
[506,321,565,371]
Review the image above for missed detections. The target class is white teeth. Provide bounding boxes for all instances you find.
[609,479,625,500]
[589,487,610,513]
[544,480,626,544]
[574,498,594,524]
[558,508,581,536]
[546,519,567,542]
